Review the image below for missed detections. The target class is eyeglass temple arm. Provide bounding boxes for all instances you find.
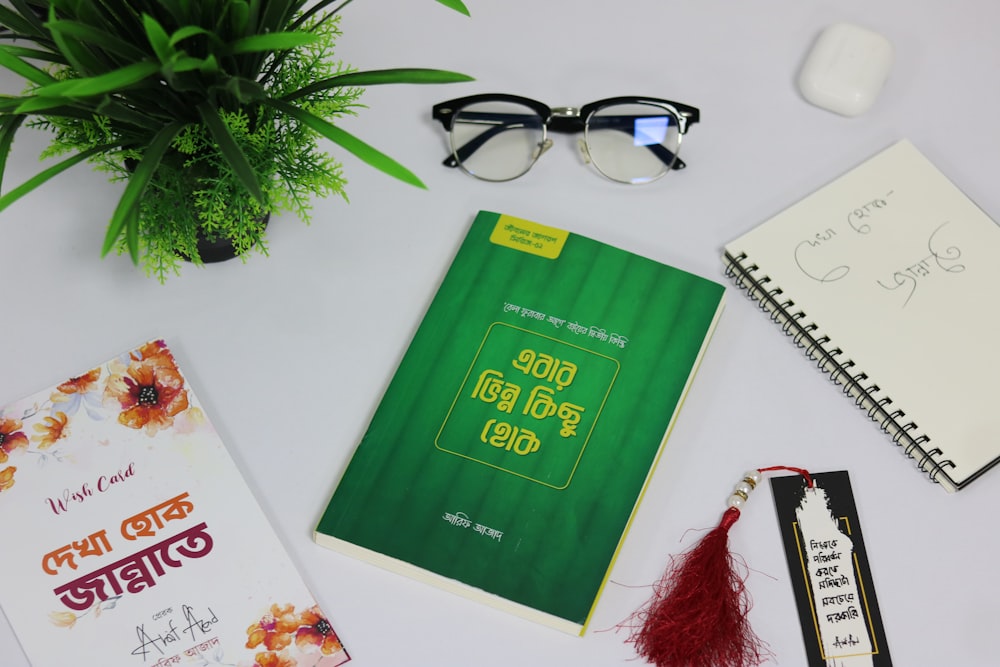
[441,112,688,170]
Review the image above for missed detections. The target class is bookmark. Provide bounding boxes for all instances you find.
[623,465,811,667]
[770,470,892,666]
[622,466,891,667]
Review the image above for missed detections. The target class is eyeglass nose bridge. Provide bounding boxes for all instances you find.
[549,107,586,134]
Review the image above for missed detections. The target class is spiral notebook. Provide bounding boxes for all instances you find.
[723,139,1000,492]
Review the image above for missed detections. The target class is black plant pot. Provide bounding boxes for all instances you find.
[186,212,270,264]
[123,156,270,265]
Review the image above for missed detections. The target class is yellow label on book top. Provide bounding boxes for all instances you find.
[490,214,568,259]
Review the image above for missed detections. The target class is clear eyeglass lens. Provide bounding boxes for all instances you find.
[449,101,546,181]
[584,102,682,184]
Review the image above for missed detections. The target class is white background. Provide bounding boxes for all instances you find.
[2,1,998,665]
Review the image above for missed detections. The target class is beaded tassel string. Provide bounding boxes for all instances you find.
[625,466,813,667]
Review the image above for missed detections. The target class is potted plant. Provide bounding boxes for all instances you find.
[0,0,472,280]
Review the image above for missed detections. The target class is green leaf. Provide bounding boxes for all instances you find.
[10,0,47,32]
[435,0,471,16]
[142,14,174,64]
[257,1,296,35]
[199,54,220,75]
[160,52,218,92]
[265,98,426,189]
[12,95,76,114]
[288,0,342,31]
[0,45,68,66]
[124,205,140,264]
[227,31,318,55]
[245,0,262,34]
[0,115,25,192]
[168,25,214,48]
[155,0,193,27]
[60,4,135,49]
[4,95,94,118]
[0,97,25,112]
[102,122,186,258]
[0,143,116,215]
[168,56,207,74]
[227,0,250,37]
[0,5,46,39]
[196,102,264,202]
[46,9,112,73]
[96,96,164,131]
[220,76,265,103]
[31,61,160,99]
[0,46,57,87]
[282,68,474,102]
[44,19,148,62]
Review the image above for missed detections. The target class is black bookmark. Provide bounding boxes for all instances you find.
[770,470,892,666]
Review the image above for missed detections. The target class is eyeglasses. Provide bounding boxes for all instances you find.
[431,94,699,184]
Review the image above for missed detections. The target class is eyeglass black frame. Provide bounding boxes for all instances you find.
[431,93,700,179]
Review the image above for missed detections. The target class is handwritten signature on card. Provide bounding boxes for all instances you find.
[131,604,219,660]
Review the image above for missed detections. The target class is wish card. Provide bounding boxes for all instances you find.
[0,340,349,667]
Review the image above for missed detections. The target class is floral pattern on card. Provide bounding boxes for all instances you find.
[0,340,188,494]
[245,603,347,667]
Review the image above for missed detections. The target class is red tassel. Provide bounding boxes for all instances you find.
[626,507,769,667]
[625,467,811,667]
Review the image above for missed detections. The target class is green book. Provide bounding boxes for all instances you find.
[314,210,726,635]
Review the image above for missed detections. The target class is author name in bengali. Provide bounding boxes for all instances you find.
[131,603,219,663]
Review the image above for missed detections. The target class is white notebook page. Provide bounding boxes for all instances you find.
[724,139,1000,490]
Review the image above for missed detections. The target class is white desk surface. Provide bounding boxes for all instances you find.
[3,1,998,665]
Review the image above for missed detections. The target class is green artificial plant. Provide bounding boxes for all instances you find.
[0,0,472,280]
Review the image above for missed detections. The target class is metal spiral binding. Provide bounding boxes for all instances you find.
[723,251,956,485]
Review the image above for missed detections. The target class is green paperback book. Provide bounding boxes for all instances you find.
[315,210,726,635]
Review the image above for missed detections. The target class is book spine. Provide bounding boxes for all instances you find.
[723,251,957,490]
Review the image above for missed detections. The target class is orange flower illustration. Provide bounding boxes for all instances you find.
[0,418,29,463]
[48,610,78,628]
[132,340,176,368]
[0,466,16,492]
[32,412,69,449]
[254,651,296,667]
[51,367,104,418]
[295,606,343,655]
[246,604,300,652]
[105,359,188,436]
[55,368,101,396]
